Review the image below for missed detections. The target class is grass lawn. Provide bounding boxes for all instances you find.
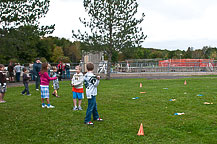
[0,78,216,144]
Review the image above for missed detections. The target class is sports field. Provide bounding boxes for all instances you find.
[0,78,216,144]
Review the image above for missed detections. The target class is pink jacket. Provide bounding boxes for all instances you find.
[39,72,57,86]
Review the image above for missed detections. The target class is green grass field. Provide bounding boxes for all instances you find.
[0,78,216,144]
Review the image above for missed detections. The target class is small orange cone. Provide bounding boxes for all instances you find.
[184,80,187,85]
[140,83,142,88]
[137,123,144,136]
[140,92,146,94]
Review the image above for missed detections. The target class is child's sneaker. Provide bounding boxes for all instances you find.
[73,106,78,111]
[95,118,103,121]
[78,106,82,110]
[42,104,47,108]
[0,101,6,103]
[84,121,94,125]
[47,105,55,108]
[21,93,25,95]
[26,94,31,96]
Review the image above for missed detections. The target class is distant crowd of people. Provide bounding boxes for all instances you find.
[5,59,71,84]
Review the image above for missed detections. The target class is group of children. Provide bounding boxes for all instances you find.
[0,63,103,125]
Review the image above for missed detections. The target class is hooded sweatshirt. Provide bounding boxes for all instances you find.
[39,72,57,86]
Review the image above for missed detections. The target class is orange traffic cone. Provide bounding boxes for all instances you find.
[140,83,142,88]
[137,123,144,136]
[184,80,187,85]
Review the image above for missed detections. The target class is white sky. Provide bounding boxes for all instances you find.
[39,0,217,51]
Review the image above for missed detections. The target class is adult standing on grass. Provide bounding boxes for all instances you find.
[57,61,63,81]
[14,63,21,82]
[29,62,34,81]
[8,61,15,82]
[39,63,57,108]
[33,58,42,91]
[65,63,70,79]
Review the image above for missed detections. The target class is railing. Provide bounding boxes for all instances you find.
[4,61,217,75]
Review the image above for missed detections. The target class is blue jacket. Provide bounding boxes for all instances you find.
[33,63,41,76]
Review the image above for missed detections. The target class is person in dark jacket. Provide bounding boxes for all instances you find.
[21,68,31,96]
[33,58,42,91]
[57,61,63,81]
[0,64,7,103]
[8,61,15,82]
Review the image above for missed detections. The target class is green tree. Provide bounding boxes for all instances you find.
[192,49,203,59]
[0,0,54,32]
[72,0,146,79]
[0,25,39,63]
[209,50,217,59]
[51,46,64,63]
[185,47,193,59]
[36,37,54,62]
[0,0,54,63]
[57,56,71,63]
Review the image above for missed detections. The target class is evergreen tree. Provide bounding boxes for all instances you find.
[72,0,146,79]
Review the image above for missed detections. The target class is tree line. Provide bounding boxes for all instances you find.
[116,46,217,62]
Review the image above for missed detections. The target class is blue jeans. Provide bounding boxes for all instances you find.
[84,96,99,123]
[62,70,65,79]
[22,83,30,95]
[35,75,40,89]
[48,70,51,77]
[16,72,20,82]
[66,69,70,79]
[30,70,35,81]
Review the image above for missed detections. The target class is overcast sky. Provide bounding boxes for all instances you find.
[39,0,217,51]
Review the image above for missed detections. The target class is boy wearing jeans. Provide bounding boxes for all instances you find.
[21,68,31,96]
[84,63,103,125]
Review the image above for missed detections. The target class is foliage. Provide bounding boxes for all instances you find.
[72,0,146,79]
[51,46,64,63]
[0,78,216,143]
[40,57,47,63]
[57,56,71,63]
[122,46,217,60]
[0,0,54,63]
[0,25,39,63]
[0,0,54,34]
[9,58,18,63]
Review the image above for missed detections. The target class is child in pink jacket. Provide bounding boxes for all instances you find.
[39,63,57,108]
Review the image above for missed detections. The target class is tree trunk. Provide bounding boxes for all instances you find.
[106,0,112,80]
[106,52,112,80]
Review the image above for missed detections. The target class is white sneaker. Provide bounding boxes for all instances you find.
[73,106,78,111]
[47,105,55,108]
[85,121,94,125]
[78,106,82,110]
[96,118,103,121]
[42,104,47,108]
[36,89,39,91]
